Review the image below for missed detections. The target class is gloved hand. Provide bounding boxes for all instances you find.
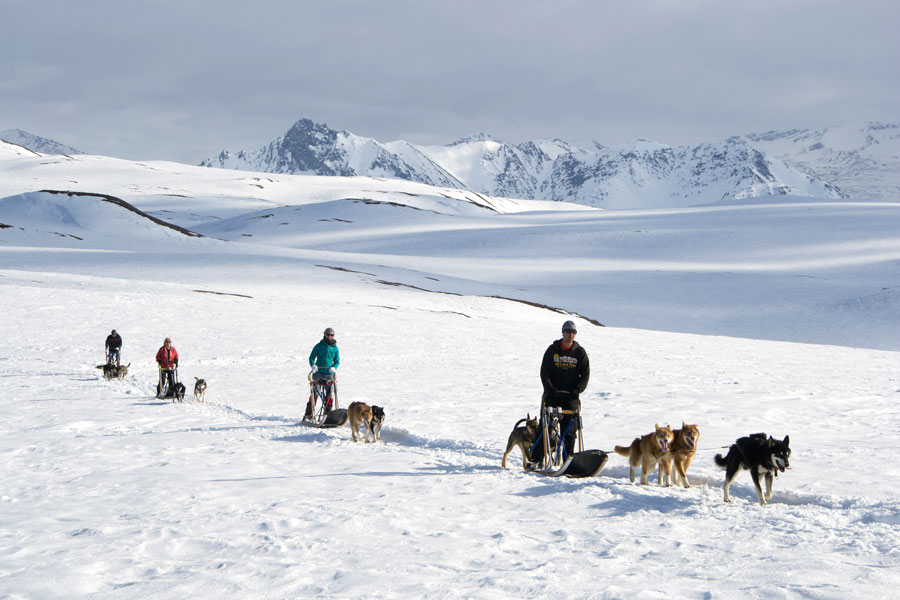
[310,364,317,374]
[328,367,336,374]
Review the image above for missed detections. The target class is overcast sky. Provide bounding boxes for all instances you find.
[2,0,898,163]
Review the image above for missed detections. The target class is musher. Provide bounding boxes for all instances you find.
[537,320,590,460]
[105,329,122,367]
[155,337,179,398]
[305,327,340,419]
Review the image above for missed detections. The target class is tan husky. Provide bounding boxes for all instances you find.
[615,424,675,485]
[348,401,375,443]
[669,422,700,488]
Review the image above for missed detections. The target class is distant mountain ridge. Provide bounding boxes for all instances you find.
[201,118,857,208]
[737,122,900,201]
[5,120,897,207]
[0,129,83,156]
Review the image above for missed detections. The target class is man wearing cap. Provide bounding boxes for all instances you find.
[155,337,179,398]
[105,329,122,367]
[306,327,340,419]
[538,320,590,457]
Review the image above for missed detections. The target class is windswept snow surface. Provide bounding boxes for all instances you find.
[1,153,899,598]
[1,149,898,350]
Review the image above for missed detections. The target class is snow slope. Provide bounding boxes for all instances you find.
[2,148,898,351]
[1,152,899,599]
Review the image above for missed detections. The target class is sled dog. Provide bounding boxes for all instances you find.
[348,401,375,442]
[97,362,130,381]
[615,424,675,485]
[193,378,207,402]
[669,422,700,488]
[715,433,791,505]
[502,414,539,470]
[369,405,385,441]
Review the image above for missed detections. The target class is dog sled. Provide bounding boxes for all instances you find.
[157,366,186,401]
[528,403,608,478]
[300,374,347,428]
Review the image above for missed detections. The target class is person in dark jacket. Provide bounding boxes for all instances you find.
[155,337,179,398]
[105,329,122,366]
[305,327,340,419]
[538,320,590,458]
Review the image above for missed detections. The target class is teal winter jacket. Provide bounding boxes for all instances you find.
[309,339,340,373]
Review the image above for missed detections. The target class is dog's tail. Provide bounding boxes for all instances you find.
[512,417,528,429]
[714,453,728,468]
[614,445,631,457]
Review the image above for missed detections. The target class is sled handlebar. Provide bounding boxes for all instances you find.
[544,407,579,416]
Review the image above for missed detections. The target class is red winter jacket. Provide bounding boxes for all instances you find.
[156,346,179,369]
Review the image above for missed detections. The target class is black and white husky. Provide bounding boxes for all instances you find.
[715,433,791,505]
[193,378,207,402]
[369,405,385,441]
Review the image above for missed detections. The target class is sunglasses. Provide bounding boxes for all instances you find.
[325,333,335,338]
[563,329,576,334]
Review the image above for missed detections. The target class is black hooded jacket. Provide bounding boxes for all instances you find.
[105,333,122,350]
[540,339,590,399]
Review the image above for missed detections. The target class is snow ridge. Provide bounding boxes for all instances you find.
[0,128,83,155]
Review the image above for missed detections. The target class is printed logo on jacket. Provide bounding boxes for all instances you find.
[553,354,579,370]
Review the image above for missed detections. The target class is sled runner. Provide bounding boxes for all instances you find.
[300,408,348,428]
[528,404,608,478]
[300,374,348,428]
[542,449,608,478]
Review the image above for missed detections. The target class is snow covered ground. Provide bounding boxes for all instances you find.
[1,150,899,598]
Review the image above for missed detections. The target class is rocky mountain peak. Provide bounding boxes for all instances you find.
[448,133,501,146]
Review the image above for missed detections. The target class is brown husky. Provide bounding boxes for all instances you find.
[348,401,375,442]
[669,422,700,488]
[615,424,675,485]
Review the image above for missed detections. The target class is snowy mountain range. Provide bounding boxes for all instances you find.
[4,120,898,208]
[200,119,850,208]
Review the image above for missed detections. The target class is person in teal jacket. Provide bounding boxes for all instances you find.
[305,327,340,418]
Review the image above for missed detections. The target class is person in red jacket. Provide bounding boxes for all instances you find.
[155,337,179,398]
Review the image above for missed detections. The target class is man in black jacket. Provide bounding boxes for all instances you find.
[105,329,122,367]
[538,320,590,458]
